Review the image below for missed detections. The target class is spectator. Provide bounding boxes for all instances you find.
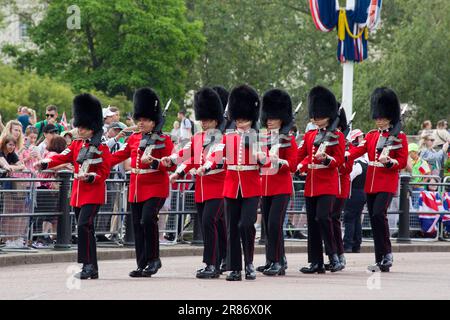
[343,129,368,253]
[33,136,70,248]
[102,107,115,133]
[34,105,65,141]
[0,135,27,245]
[177,109,192,146]
[107,106,127,128]
[420,133,448,176]
[26,107,37,126]
[407,143,431,209]
[170,120,180,143]
[305,119,318,132]
[36,124,59,157]
[125,112,135,127]
[18,126,39,172]
[433,120,450,150]
[17,106,32,132]
[61,130,74,146]
[0,120,24,152]
[418,120,433,137]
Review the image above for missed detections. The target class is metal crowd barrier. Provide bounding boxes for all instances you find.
[1,170,450,252]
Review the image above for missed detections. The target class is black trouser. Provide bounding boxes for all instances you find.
[261,194,290,263]
[225,194,259,271]
[305,195,336,264]
[366,192,393,263]
[74,205,100,270]
[196,198,226,267]
[331,198,346,256]
[343,189,366,251]
[131,198,165,269]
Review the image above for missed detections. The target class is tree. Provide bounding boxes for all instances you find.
[0,63,131,123]
[3,0,205,105]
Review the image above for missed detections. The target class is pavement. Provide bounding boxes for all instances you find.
[1,251,450,300]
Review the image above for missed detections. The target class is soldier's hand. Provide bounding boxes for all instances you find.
[378,155,389,164]
[169,173,179,184]
[314,152,326,162]
[296,163,303,172]
[161,157,173,167]
[269,153,279,164]
[197,166,206,176]
[141,155,154,164]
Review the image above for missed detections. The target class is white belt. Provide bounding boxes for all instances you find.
[308,164,328,169]
[227,165,259,171]
[368,161,385,168]
[131,168,159,174]
[205,169,225,176]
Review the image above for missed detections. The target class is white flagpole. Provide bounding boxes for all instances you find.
[342,0,354,127]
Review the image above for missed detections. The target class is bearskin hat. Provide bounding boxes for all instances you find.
[261,89,293,127]
[370,87,400,124]
[133,87,161,124]
[194,87,224,124]
[308,86,338,120]
[73,93,103,133]
[212,86,229,110]
[228,84,260,122]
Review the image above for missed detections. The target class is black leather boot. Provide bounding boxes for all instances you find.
[196,265,220,279]
[245,264,256,280]
[328,254,344,272]
[142,258,162,277]
[129,267,144,278]
[299,263,326,274]
[256,261,270,273]
[226,271,242,281]
[75,264,98,280]
[282,256,288,270]
[263,262,285,276]
[379,253,393,272]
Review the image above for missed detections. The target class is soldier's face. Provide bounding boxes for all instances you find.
[267,119,282,130]
[200,119,217,131]
[375,118,390,129]
[137,118,155,133]
[236,119,252,130]
[78,127,94,139]
[313,117,329,128]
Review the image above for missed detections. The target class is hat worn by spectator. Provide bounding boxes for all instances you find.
[408,143,419,153]
[108,122,126,130]
[43,123,59,134]
[348,129,364,142]
[103,107,115,119]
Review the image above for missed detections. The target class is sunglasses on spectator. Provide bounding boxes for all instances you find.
[427,139,435,141]
[46,114,56,118]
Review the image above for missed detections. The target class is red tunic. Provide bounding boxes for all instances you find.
[297,129,345,197]
[348,129,408,194]
[110,132,174,203]
[261,134,298,197]
[171,131,225,203]
[46,139,111,208]
[337,143,354,199]
[205,130,267,199]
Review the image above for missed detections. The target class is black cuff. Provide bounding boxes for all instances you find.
[86,175,95,183]
[150,160,159,170]
[322,157,331,166]
[178,170,186,178]
[385,161,394,169]
[41,162,49,170]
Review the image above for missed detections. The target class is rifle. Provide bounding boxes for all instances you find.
[343,112,356,139]
[376,105,407,158]
[76,129,104,176]
[218,103,236,133]
[139,99,172,158]
[313,106,343,156]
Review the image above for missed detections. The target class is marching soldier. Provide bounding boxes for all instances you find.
[257,89,298,276]
[37,94,111,279]
[110,88,174,278]
[163,87,227,279]
[326,108,352,271]
[198,85,267,281]
[347,87,408,272]
[297,86,345,274]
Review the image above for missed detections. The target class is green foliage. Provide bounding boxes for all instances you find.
[0,64,131,122]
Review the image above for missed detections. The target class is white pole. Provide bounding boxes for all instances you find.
[341,0,355,124]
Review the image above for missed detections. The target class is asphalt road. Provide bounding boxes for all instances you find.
[1,252,449,300]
